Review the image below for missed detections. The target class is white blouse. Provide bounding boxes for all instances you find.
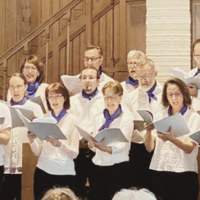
[92,108,133,166]
[150,108,200,173]
[30,112,79,175]
[4,100,43,174]
[70,91,105,134]
[0,102,12,166]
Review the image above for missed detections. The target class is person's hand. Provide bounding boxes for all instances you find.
[158,127,175,141]
[27,131,37,143]
[80,138,88,149]
[144,122,154,133]
[46,136,61,147]
[94,142,112,154]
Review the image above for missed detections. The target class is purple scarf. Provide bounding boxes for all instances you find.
[82,88,98,100]
[51,109,67,123]
[146,82,157,103]
[125,76,138,87]
[10,97,27,106]
[99,105,122,131]
[194,68,200,77]
[168,105,188,116]
[27,81,40,97]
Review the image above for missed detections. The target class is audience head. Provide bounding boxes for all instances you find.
[9,73,27,102]
[102,81,123,114]
[20,55,44,84]
[127,50,146,79]
[162,78,191,111]
[136,58,157,89]
[84,45,103,70]
[45,82,70,113]
[80,67,99,94]
[41,187,79,200]
[193,39,200,69]
[112,188,157,200]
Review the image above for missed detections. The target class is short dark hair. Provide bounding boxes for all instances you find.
[85,45,103,56]
[45,82,70,111]
[80,66,100,79]
[20,55,45,83]
[162,78,191,107]
[9,73,27,85]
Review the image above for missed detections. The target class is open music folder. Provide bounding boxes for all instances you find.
[189,130,200,144]
[16,110,66,140]
[29,96,46,113]
[75,125,128,145]
[61,74,82,94]
[10,107,35,128]
[137,110,190,137]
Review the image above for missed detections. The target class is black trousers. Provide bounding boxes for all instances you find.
[34,167,77,200]
[89,161,130,200]
[74,148,95,198]
[0,166,4,194]
[129,142,153,189]
[149,170,199,200]
[1,174,21,200]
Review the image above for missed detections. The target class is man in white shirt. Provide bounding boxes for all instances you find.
[0,102,11,192]
[188,39,200,98]
[83,45,113,91]
[125,58,163,189]
[121,50,146,94]
[70,67,104,199]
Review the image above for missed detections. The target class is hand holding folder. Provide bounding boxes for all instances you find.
[16,110,66,140]
[137,110,190,137]
[75,125,128,145]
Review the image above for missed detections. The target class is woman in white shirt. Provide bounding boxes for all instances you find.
[28,83,79,200]
[145,78,200,200]
[0,101,11,194]
[7,55,48,112]
[89,81,133,200]
[1,73,43,200]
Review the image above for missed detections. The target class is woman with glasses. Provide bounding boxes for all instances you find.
[28,83,79,200]
[1,73,43,200]
[7,55,49,112]
[88,81,133,200]
[144,78,200,200]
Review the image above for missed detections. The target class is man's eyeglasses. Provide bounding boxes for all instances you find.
[84,57,101,62]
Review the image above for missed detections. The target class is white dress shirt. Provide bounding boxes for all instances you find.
[0,102,12,166]
[30,112,79,175]
[150,108,200,173]
[92,108,133,166]
[70,91,105,134]
[4,100,43,174]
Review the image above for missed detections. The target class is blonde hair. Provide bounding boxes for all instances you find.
[127,50,146,66]
[41,187,79,200]
[102,81,123,96]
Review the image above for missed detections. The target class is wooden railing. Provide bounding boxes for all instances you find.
[0,0,81,99]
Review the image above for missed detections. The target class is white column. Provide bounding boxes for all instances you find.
[146,0,191,82]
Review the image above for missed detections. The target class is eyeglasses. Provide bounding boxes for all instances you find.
[48,94,63,100]
[167,92,182,98]
[84,56,101,62]
[9,85,24,90]
[23,65,38,71]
